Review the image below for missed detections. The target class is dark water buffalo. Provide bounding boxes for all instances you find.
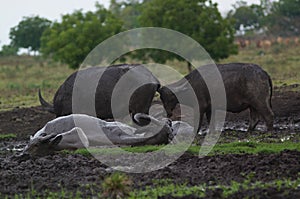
[39,64,160,122]
[158,63,274,132]
[22,113,172,156]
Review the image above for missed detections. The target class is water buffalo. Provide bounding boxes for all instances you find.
[158,63,274,132]
[22,113,172,156]
[39,64,160,123]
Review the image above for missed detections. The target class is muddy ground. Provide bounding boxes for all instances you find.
[0,91,300,198]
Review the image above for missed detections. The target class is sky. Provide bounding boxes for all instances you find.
[0,0,260,48]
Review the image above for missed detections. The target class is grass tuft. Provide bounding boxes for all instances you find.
[102,172,132,199]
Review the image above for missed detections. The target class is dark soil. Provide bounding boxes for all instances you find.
[1,91,300,198]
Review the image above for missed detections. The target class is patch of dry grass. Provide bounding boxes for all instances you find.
[0,56,73,111]
[1,44,299,111]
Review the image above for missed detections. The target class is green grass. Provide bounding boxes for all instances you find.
[130,177,300,199]
[130,179,206,198]
[66,141,300,157]
[0,133,17,140]
[208,141,300,155]
[66,144,186,156]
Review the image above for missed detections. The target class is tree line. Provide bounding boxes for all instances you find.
[1,0,299,69]
[228,0,300,36]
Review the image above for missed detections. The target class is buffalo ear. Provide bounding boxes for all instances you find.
[50,135,63,146]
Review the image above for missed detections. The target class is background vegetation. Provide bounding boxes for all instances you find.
[0,0,299,111]
[3,0,237,69]
[0,43,299,111]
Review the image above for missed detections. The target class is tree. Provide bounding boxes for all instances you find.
[137,0,237,68]
[231,6,259,30]
[266,0,300,36]
[227,0,300,36]
[227,0,269,32]
[273,0,300,17]
[260,0,273,15]
[9,16,51,54]
[227,1,265,33]
[41,3,123,69]
[0,44,18,56]
[110,0,143,29]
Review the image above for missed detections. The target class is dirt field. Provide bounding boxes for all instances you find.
[1,91,300,198]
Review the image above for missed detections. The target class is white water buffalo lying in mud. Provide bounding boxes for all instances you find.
[158,63,274,132]
[39,64,160,124]
[21,114,194,157]
[22,113,175,156]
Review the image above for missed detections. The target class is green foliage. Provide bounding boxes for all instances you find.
[273,0,300,17]
[110,0,143,29]
[228,0,300,36]
[41,3,123,69]
[102,172,132,199]
[9,16,51,53]
[227,1,264,31]
[0,45,18,56]
[137,0,237,63]
[266,0,300,36]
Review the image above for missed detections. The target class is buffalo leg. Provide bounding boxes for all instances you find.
[254,103,274,131]
[259,107,274,131]
[206,108,212,125]
[206,108,217,131]
[248,107,260,132]
[194,109,204,133]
